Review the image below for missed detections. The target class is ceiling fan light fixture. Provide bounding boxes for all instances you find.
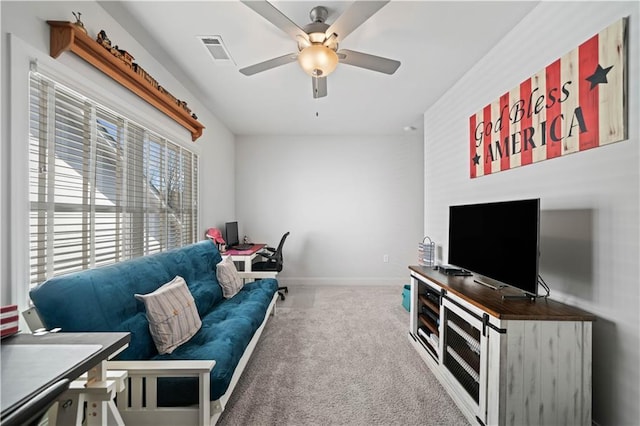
[298,44,338,77]
[308,31,326,44]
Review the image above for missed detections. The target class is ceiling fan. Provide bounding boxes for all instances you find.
[239,0,401,98]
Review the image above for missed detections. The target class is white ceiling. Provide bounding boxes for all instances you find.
[99,1,539,137]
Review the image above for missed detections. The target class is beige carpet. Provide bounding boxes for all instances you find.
[217,285,468,425]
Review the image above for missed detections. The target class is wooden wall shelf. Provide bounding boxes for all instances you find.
[47,21,205,141]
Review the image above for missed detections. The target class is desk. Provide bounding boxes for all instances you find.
[222,243,265,272]
[1,332,130,426]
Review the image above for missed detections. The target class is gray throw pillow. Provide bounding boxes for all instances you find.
[216,256,243,298]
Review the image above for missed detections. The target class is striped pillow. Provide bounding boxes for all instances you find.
[135,276,202,354]
[216,256,243,298]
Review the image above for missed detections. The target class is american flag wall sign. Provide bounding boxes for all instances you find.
[469,18,628,178]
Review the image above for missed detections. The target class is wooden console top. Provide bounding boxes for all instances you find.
[409,265,595,321]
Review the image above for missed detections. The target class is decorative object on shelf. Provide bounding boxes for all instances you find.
[71,12,87,34]
[117,48,135,67]
[93,27,192,115]
[469,17,627,178]
[418,236,435,268]
[96,29,111,48]
[46,21,205,141]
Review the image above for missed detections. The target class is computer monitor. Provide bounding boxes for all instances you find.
[225,221,240,248]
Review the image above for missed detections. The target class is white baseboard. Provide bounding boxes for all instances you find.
[276,277,408,287]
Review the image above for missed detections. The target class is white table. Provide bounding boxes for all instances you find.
[221,244,266,272]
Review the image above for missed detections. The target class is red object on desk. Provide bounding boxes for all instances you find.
[224,244,265,255]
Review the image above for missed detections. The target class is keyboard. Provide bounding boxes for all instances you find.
[231,244,253,250]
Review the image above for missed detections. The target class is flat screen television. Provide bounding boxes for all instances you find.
[447,198,540,296]
[225,221,240,248]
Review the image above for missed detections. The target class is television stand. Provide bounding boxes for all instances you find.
[408,265,595,426]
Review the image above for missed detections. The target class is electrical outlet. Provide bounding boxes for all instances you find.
[383,254,389,263]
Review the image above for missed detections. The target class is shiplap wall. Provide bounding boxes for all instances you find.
[423,2,639,424]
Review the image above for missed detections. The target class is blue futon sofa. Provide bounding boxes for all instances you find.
[29,240,279,425]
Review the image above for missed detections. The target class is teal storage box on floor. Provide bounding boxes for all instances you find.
[402,284,411,311]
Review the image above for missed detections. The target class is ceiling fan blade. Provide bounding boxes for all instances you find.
[241,1,309,43]
[312,76,327,99]
[239,53,298,76]
[337,49,400,75]
[325,1,390,42]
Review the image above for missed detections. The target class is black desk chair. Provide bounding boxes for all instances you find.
[253,232,290,300]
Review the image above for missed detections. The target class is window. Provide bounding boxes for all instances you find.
[28,72,198,286]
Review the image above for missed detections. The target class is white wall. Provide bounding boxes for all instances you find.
[0,3,4,306]
[0,1,235,307]
[236,134,423,286]
[423,2,639,424]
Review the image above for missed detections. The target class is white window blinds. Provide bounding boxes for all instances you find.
[28,72,198,287]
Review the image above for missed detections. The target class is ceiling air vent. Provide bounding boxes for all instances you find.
[198,35,235,63]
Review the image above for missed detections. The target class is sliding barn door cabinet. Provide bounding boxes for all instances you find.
[408,266,595,426]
